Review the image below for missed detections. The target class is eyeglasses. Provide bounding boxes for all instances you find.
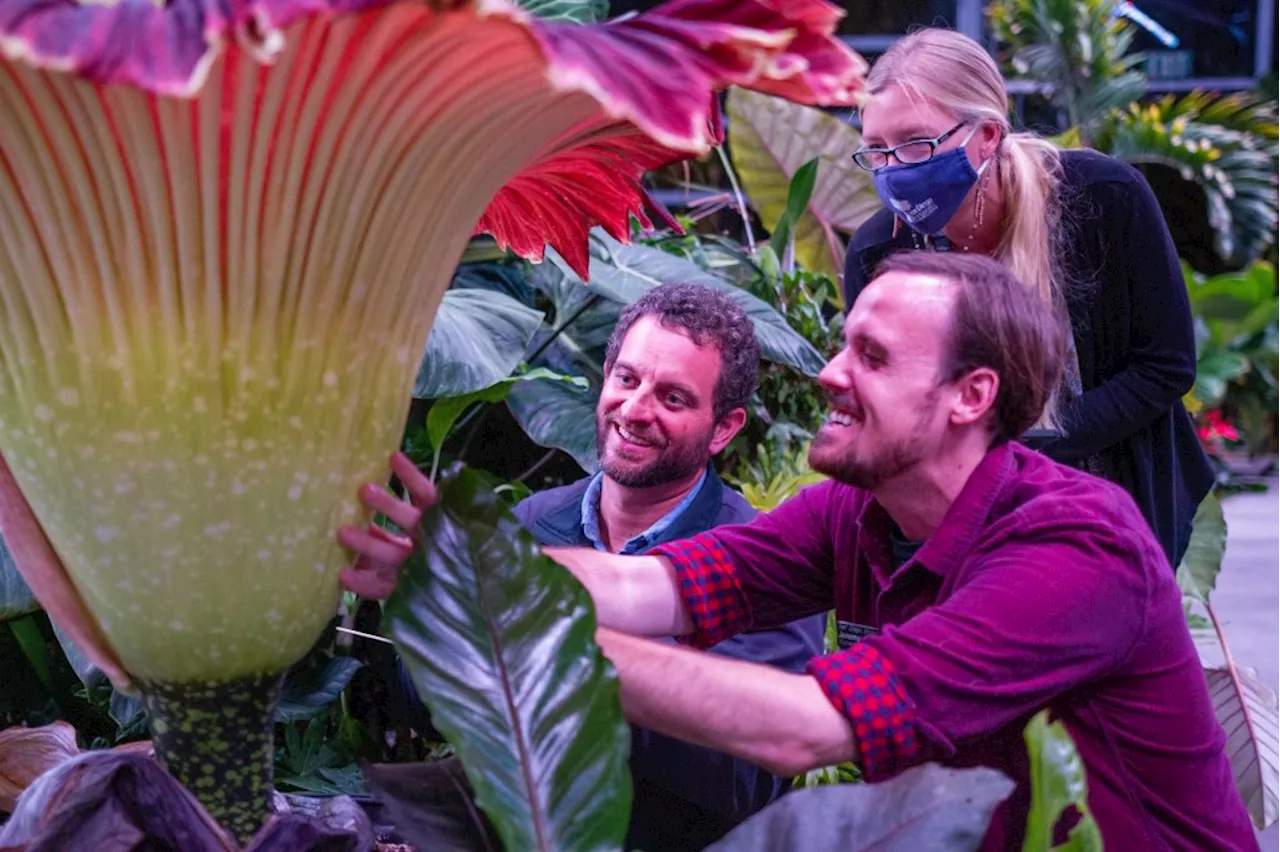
[852,122,967,171]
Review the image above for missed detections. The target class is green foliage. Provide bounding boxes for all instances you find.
[1182,261,1278,452]
[415,286,546,399]
[384,464,632,852]
[1098,95,1279,267]
[1022,711,1102,851]
[988,0,1146,138]
[728,439,825,512]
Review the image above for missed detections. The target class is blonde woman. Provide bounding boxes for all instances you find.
[844,28,1211,569]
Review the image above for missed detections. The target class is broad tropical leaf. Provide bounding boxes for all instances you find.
[276,656,364,722]
[384,464,631,852]
[725,87,880,282]
[515,0,609,23]
[506,377,601,474]
[561,231,828,376]
[1022,710,1102,852]
[0,533,37,621]
[415,288,546,399]
[706,762,1014,851]
[1207,664,1280,829]
[362,757,500,852]
[1175,493,1227,605]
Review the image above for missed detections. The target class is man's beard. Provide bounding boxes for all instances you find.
[596,415,713,488]
[809,432,923,490]
[808,394,937,490]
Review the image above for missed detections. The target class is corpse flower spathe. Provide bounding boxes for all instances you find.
[0,0,865,838]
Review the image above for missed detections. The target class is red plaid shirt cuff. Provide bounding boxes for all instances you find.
[806,644,921,779]
[650,533,749,649]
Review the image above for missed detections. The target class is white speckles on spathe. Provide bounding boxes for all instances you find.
[161,514,181,529]
[113,431,142,444]
[192,396,208,413]
[169,620,185,631]
[313,562,327,574]
[287,485,303,501]
[288,416,304,430]
[114,476,136,494]
[322,371,338,387]
[256,549,271,560]
[94,526,119,543]
[203,521,233,538]
[58,388,80,407]
[33,404,53,422]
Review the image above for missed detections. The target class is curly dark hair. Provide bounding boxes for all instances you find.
[604,283,760,420]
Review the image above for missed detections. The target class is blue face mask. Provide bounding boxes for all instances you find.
[872,129,989,237]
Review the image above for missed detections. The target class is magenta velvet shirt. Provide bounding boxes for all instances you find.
[652,442,1255,851]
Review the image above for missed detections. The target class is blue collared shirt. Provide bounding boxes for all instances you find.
[580,468,709,555]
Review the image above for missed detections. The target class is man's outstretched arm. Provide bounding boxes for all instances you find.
[339,453,694,638]
[596,627,857,778]
[543,546,694,639]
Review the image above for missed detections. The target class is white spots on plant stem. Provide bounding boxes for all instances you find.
[314,562,327,574]
[323,371,338,387]
[192,396,208,413]
[94,526,119,543]
[256,549,271,561]
[33,404,53,422]
[113,431,142,444]
[287,484,303,501]
[58,388,79,407]
[161,514,181,529]
[114,476,136,494]
[288,416,304,430]
[169,620,185,631]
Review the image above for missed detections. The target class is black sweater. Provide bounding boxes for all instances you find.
[843,148,1214,568]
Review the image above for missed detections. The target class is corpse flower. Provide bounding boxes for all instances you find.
[0,0,866,840]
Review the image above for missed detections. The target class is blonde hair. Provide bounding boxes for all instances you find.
[865,29,1068,313]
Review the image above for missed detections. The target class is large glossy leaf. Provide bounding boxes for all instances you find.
[362,757,500,852]
[415,288,546,399]
[556,231,827,376]
[1176,493,1227,606]
[515,0,609,23]
[383,464,631,852]
[506,377,601,474]
[725,87,881,283]
[1022,710,1102,851]
[0,533,37,621]
[276,656,364,723]
[706,762,1014,851]
[1207,664,1280,829]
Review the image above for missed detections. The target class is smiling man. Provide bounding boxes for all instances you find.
[342,253,1255,851]
[385,283,823,851]
[514,283,824,851]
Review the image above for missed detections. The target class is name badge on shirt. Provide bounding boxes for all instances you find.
[836,620,879,651]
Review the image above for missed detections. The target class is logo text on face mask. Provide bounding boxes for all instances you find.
[891,196,938,224]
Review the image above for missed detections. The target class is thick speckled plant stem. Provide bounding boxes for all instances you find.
[139,672,286,845]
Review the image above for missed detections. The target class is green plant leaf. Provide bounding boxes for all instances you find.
[769,157,820,261]
[1206,662,1280,829]
[514,0,609,23]
[276,656,364,723]
[505,376,601,474]
[415,288,546,399]
[384,464,631,852]
[1021,710,1102,852]
[426,368,587,456]
[725,87,881,283]
[0,533,38,621]
[707,762,1014,851]
[1175,493,1227,606]
[560,231,827,376]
